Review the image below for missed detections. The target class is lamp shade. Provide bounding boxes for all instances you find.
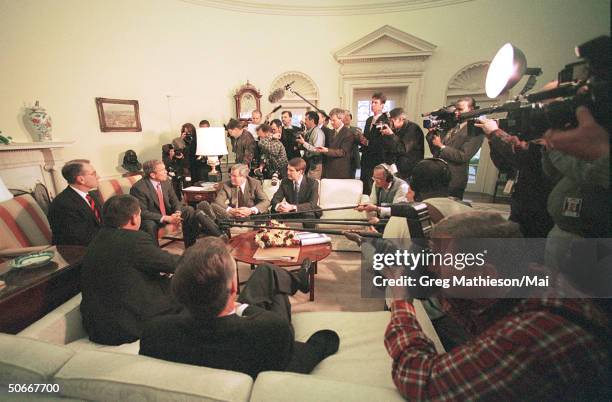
[195,127,229,156]
[485,43,528,98]
[0,175,13,202]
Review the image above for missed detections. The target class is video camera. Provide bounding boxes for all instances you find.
[422,36,610,141]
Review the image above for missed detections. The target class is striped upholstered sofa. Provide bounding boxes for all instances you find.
[0,194,52,260]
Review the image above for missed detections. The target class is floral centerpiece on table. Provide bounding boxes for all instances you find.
[254,220,299,248]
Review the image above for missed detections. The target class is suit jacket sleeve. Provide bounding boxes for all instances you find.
[132,231,180,274]
[251,180,271,213]
[326,131,353,158]
[296,179,319,213]
[48,192,96,246]
[270,182,287,211]
[439,131,484,163]
[214,183,230,209]
[130,183,163,222]
[165,181,182,213]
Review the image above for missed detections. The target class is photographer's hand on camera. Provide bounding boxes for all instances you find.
[430,133,443,148]
[380,124,394,136]
[541,106,609,161]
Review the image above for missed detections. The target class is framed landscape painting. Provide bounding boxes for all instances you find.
[95,98,142,132]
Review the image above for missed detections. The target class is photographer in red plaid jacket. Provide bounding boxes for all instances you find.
[384,212,609,401]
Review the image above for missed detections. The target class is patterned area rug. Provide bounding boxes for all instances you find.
[470,202,511,219]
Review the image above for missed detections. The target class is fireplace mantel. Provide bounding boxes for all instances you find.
[0,141,74,197]
[0,142,74,151]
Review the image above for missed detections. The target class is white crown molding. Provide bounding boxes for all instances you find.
[180,0,473,16]
[334,25,436,64]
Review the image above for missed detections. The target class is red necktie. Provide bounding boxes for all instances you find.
[156,184,167,216]
[86,194,101,223]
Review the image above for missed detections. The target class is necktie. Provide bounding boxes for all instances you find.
[238,186,247,208]
[294,182,299,203]
[156,184,167,216]
[85,194,101,223]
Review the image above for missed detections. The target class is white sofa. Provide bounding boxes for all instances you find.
[263,178,369,226]
[1,294,444,401]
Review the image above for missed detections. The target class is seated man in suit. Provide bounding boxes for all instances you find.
[271,157,321,229]
[48,159,103,246]
[355,163,409,232]
[140,237,340,378]
[80,194,184,345]
[130,159,222,248]
[206,163,270,220]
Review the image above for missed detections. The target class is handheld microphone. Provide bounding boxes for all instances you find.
[271,105,282,113]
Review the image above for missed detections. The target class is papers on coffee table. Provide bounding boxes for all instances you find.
[294,232,331,246]
[253,247,300,262]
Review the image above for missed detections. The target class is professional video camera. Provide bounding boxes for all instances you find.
[422,36,610,141]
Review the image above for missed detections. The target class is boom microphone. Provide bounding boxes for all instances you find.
[268,88,285,103]
[284,80,295,90]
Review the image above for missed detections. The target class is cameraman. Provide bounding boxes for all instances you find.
[474,117,553,239]
[539,106,610,270]
[427,97,484,199]
[382,107,424,181]
[255,123,288,183]
[162,144,185,200]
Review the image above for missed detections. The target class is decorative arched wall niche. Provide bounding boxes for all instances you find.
[267,71,320,121]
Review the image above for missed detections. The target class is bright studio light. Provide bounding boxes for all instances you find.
[485,43,527,98]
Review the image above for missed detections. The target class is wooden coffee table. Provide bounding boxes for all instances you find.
[229,231,331,301]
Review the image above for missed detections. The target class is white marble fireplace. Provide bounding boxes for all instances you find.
[0,142,73,198]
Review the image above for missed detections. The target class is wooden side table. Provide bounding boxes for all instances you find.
[229,231,331,301]
[0,245,85,334]
[182,184,220,207]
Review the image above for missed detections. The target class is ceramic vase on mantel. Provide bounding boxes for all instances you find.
[28,100,53,142]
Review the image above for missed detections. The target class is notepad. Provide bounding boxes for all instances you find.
[253,247,300,262]
[294,232,332,246]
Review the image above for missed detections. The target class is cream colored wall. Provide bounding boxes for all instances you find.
[0,0,608,180]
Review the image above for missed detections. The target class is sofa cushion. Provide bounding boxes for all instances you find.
[0,194,51,250]
[0,334,75,385]
[19,294,86,345]
[318,179,367,221]
[97,175,142,203]
[67,338,140,355]
[250,371,405,402]
[54,350,253,402]
[291,311,396,389]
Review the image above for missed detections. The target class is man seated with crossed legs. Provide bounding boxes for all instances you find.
[139,238,339,378]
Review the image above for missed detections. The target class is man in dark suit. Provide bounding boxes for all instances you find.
[385,107,424,181]
[343,111,362,179]
[208,163,270,220]
[428,97,484,199]
[140,237,339,378]
[281,110,302,160]
[271,158,321,228]
[360,92,396,195]
[227,118,257,168]
[316,108,354,179]
[130,159,222,248]
[80,194,183,345]
[48,159,103,246]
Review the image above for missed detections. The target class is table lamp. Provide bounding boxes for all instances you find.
[196,127,229,183]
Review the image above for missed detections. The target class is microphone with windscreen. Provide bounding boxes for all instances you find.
[268,88,285,103]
